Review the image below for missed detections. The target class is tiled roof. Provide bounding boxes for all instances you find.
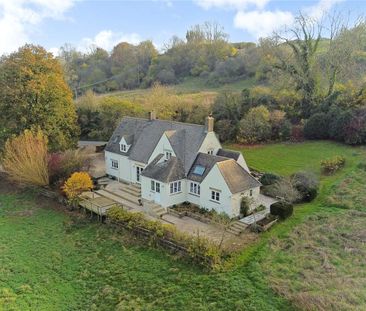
[217,160,261,193]
[217,148,241,161]
[105,117,206,173]
[187,153,228,183]
[141,155,185,183]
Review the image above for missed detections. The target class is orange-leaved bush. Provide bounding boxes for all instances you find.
[62,172,93,200]
[2,129,49,186]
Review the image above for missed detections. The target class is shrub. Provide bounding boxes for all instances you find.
[240,197,251,216]
[270,201,293,219]
[321,156,346,175]
[49,149,90,185]
[291,171,319,202]
[260,173,281,186]
[304,113,330,139]
[107,206,223,269]
[62,172,93,202]
[263,178,301,204]
[2,129,49,186]
[290,124,304,142]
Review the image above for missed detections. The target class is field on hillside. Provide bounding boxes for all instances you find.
[1,141,365,311]
[96,76,258,108]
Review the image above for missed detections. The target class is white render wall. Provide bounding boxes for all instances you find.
[231,187,260,215]
[237,153,250,172]
[198,132,222,154]
[199,164,234,216]
[141,176,187,208]
[148,133,175,163]
[105,151,146,183]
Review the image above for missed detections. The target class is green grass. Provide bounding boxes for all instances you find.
[0,193,291,311]
[229,140,360,176]
[1,140,365,310]
[100,76,257,100]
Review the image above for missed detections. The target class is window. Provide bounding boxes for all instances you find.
[155,182,160,193]
[111,159,118,169]
[120,144,127,152]
[211,190,220,202]
[193,165,205,176]
[250,189,253,196]
[165,151,172,160]
[207,149,214,155]
[151,180,155,191]
[170,181,181,194]
[189,182,200,195]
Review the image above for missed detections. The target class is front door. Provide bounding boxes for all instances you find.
[136,166,143,183]
[154,182,161,203]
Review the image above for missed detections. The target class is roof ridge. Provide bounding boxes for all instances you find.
[122,116,205,128]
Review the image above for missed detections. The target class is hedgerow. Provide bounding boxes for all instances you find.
[107,206,225,269]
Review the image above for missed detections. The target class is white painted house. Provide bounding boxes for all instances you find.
[104,113,261,218]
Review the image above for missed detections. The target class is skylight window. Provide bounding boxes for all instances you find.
[193,165,205,176]
[113,135,120,143]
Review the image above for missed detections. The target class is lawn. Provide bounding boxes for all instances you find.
[229,140,360,176]
[1,140,365,311]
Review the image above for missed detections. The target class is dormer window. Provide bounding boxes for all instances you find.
[121,144,127,152]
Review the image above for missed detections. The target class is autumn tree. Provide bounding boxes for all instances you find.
[0,44,80,151]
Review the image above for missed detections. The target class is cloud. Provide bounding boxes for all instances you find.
[305,0,345,19]
[0,0,76,55]
[194,0,269,10]
[234,10,294,39]
[79,30,142,52]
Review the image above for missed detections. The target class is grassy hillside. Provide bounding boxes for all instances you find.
[1,141,365,310]
[98,76,257,101]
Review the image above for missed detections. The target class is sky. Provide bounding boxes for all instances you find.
[0,0,364,56]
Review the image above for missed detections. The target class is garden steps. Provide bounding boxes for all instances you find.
[143,200,167,218]
[102,187,140,205]
[123,184,141,197]
[226,221,248,236]
[95,189,141,211]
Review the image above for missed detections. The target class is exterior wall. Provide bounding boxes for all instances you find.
[141,176,186,208]
[105,151,131,182]
[237,153,250,172]
[198,132,222,155]
[105,151,145,184]
[199,165,234,217]
[231,186,260,215]
[148,133,175,163]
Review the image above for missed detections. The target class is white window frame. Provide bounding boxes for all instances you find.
[211,190,220,202]
[111,159,118,169]
[170,181,181,194]
[189,182,200,196]
[155,182,160,193]
[120,144,127,152]
[207,149,214,155]
[165,151,172,160]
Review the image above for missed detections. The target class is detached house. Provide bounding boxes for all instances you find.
[104,112,261,218]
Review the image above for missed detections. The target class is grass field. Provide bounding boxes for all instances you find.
[1,141,365,310]
[229,141,360,176]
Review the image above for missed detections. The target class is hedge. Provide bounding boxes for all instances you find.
[107,206,225,269]
[270,201,293,219]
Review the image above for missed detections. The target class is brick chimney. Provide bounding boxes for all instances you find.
[205,114,214,133]
[148,111,156,121]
